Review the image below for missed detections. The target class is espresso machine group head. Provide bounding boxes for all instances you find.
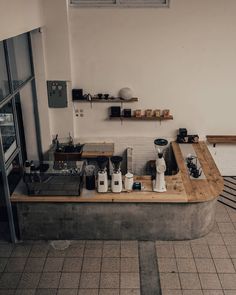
[111,156,123,193]
[97,156,109,193]
[153,138,168,192]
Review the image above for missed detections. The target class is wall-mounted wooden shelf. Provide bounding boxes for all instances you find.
[109,115,173,121]
[206,135,236,146]
[74,97,139,103]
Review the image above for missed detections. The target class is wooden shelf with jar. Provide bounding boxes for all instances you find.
[109,115,173,121]
[109,109,173,121]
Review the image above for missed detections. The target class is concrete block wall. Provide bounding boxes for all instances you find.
[78,136,173,175]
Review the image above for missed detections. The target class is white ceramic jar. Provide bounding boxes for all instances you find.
[124,172,134,191]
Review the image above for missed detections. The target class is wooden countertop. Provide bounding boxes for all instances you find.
[11,141,223,204]
[11,174,187,203]
[171,141,224,202]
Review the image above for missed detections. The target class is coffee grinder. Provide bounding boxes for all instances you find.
[153,138,168,192]
[97,156,109,193]
[111,156,123,193]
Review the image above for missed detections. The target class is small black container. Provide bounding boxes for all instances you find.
[132,182,141,191]
[72,89,84,101]
[86,175,96,190]
[123,109,131,117]
[110,106,121,117]
[179,128,187,137]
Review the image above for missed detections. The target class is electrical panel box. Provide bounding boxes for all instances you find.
[47,81,67,108]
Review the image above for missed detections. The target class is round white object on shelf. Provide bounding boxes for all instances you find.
[119,87,133,100]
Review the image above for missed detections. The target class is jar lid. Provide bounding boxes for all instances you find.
[125,172,133,178]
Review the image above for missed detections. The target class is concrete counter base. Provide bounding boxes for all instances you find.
[16,199,217,240]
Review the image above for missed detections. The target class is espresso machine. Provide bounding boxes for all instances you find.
[97,156,109,193]
[153,138,168,192]
[111,156,123,193]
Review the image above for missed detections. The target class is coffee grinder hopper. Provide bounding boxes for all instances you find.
[97,156,109,171]
[154,138,168,157]
[111,156,123,172]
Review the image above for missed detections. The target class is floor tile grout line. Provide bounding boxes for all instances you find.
[173,241,184,291]
[219,220,236,274]
[0,251,11,274]
[75,242,85,295]
[138,241,143,295]
[139,241,161,295]
[138,241,142,295]
[154,242,162,295]
[190,238,210,291]
[227,207,236,224]
[35,241,51,292]
[77,239,86,291]
[206,228,225,291]
[97,240,104,293]
[14,242,33,290]
[57,244,67,293]
[119,241,121,295]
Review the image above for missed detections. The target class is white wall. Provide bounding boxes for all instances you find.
[69,0,236,139]
[66,0,236,174]
[2,0,235,174]
[0,0,43,41]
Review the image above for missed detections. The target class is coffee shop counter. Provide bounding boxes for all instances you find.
[11,141,224,240]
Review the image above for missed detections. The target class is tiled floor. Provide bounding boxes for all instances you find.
[0,202,236,295]
[158,202,236,295]
[0,240,141,295]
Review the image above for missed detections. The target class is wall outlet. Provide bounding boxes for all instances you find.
[75,109,79,117]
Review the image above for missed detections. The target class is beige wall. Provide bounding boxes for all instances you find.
[67,0,236,174]
[1,0,236,174]
[0,0,43,41]
[41,0,74,139]
[69,0,236,139]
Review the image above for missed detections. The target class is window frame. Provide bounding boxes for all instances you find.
[0,31,42,243]
[6,33,34,92]
[0,41,11,102]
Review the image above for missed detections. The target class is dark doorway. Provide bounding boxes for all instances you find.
[0,174,10,241]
